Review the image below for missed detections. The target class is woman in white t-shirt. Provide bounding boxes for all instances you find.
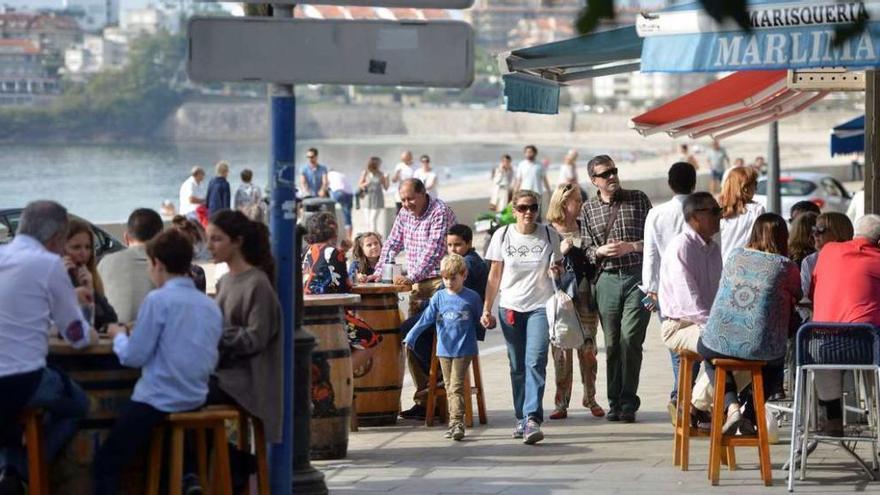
[481,189,562,445]
[718,166,765,265]
[414,154,438,197]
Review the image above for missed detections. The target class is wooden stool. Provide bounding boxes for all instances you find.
[19,409,48,495]
[234,409,269,495]
[708,358,772,486]
[425,336,487,428]
[673,351,735,471]
[146,407,238,495]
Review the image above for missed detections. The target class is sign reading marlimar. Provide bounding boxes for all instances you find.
[187,17,474,88]
[195,0,473,7]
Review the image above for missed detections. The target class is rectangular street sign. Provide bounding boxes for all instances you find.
[187,17,474,88]
[195,1,474,7]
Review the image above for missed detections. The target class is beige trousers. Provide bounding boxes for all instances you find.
[660,319,702,354]
[439,356,472,427]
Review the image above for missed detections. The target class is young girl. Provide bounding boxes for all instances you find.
[206,210,284,445]
[349,232,383,283]
[64,218,117,331]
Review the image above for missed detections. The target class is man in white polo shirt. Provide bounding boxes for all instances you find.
[178,166,207,219]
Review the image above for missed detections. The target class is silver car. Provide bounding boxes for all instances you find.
[754,172,851,215]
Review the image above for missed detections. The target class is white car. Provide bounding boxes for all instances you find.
[754,172,851,216]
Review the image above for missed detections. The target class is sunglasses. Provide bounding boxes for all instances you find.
[695,206,723,216]
[592,168,618,180]
[515,203,539,213]
[812,226,828,235]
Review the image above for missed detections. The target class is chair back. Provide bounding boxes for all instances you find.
[795,322,880,367]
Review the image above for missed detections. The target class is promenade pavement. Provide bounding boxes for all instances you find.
[313,317,880,494]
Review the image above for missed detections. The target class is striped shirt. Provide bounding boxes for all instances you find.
[579,189,652,271]
[378,196,457,283]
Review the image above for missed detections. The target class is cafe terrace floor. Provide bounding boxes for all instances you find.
[312,317,880,494]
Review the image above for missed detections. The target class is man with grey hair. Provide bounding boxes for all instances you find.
[807,213,880,435]
[658,192,723,354]
[0,200,94,492]
[178,166,207,219]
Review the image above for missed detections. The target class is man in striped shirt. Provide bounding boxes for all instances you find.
[377,178,457,420]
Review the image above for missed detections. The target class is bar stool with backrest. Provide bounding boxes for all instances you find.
[786,322,880,492]
[425,334,487,428]
[707,358,772,486]
[673,350,735,471]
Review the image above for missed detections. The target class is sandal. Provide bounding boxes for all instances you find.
[549,409,568,420]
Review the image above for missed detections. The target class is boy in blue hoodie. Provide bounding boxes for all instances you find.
[403,254,481,441]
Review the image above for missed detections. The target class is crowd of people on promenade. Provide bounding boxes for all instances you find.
[2,140,878,493]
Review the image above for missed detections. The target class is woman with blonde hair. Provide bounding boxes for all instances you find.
[359,156,388,234]
[545,184,604,419]
[64,218,117,331]
[718,166,765,264]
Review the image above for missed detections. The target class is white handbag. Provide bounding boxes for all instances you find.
[546,286,587,349]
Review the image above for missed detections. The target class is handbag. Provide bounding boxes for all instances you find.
[587,200,621,311]
[547,277,587,349]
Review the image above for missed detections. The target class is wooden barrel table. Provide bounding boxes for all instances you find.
[304,293,360,460]
[349,283,410,427]
[48,337,141,493]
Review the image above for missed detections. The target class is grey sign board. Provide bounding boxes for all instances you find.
[196,1,474,7]
[187,17,474,88]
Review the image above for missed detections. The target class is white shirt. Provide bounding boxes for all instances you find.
[327,170,353,195]
[641,194,688,294]
[179,176,207,216]
[848,190,865,224]
[0,235,91,377]
[558,163,577,186]
[719,201,766,265]
[393,162,415,202]
[516,159,547,195]
[414,168,438,197]
[484,224,561,312]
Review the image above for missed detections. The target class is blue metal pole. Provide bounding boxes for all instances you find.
[268,83,295,495]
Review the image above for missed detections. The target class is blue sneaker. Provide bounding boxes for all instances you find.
[512,420,525,439]
[523,419,544,445]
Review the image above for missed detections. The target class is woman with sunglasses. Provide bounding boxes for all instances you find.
[545,184,604,419]
[799,212,853,316]
[481,189,562,445]
[718,166,765,265]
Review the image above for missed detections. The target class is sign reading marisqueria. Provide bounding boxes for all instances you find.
[638,0,880,72]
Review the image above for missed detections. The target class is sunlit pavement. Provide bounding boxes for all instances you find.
[313,317,879,494]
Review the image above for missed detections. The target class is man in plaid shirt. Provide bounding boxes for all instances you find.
[579,155,652,423]
[377,178,457,419]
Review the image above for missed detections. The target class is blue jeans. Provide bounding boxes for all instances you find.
[0,367,89,476]
[499,307,550,424]
[331,190,353,229]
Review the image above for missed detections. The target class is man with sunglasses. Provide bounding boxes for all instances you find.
[579,155,652,423]
[657,193,722,357]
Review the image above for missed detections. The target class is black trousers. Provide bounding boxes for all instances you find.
[93,400,167,495]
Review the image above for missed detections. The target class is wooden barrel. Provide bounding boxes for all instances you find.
[349,283,410,427]
[304,294,360,460]
[48,338,141,493]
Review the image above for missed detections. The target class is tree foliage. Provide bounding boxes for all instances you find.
[0,31,186,141]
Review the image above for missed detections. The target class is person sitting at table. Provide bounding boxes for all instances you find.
[94,229,223,495]
[169,216,209,292]
[303,213,380,370]
[349,231,383,283]
[0,201,95,494]
[64,218,118,332]
[206,210,284,449]
[695,213,801,434]
[98,208,164,323]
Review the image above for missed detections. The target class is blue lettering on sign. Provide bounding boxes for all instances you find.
[641,21,880,72]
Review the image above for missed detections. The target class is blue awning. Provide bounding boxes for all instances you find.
[831,114,865,156]
[638,1,880,72]
[503,25,642,114]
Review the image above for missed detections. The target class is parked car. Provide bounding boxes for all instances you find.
[754,172,851,215]
[0,208,125,260]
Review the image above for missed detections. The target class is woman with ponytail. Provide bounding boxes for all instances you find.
[206,209,283,444]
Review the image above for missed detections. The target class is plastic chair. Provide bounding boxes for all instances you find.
[787,322,880,492]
